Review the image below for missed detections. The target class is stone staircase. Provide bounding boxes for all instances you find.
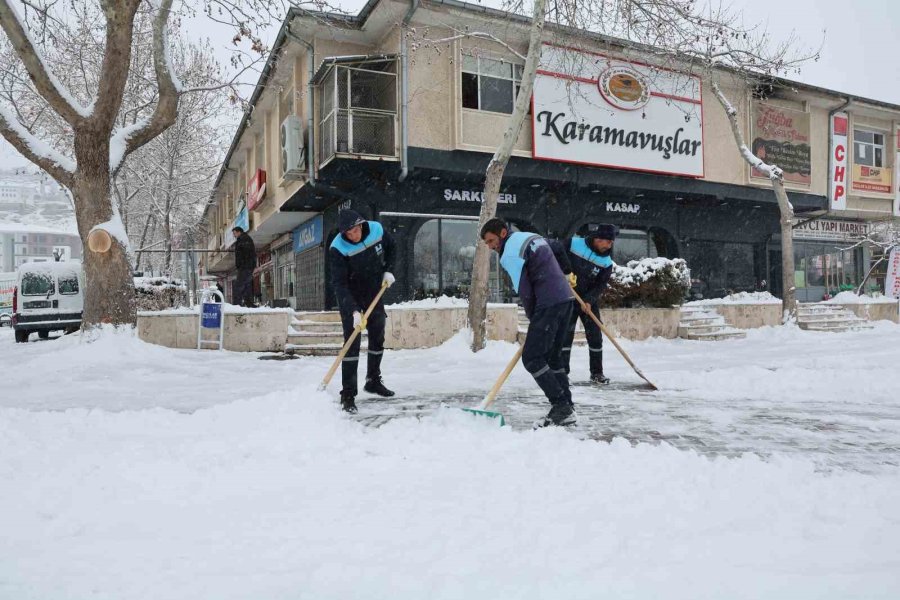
[796,303,873,332]
[678,305,747,341]
[286,311,366,356]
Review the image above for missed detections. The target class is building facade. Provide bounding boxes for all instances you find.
[0,224,82,273]
[201,0,900,308]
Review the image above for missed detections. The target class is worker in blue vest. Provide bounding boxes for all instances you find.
[329,210,396,414]
[550,224,617,384]
[480,217,577,428]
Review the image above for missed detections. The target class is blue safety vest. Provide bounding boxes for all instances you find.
[330,221,384,256]
[570,236,613,268]
[499,232,544,293]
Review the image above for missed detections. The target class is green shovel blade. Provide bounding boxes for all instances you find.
[461,407,505,426]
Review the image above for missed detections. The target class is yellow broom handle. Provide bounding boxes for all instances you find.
[480,345,524,410]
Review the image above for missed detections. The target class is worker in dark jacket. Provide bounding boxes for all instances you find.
[550,224,617,384]
[232,226,256,307]
[481,218,576,428]
[329,210,397,414]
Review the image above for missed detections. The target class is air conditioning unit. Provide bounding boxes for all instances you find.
[280,115,305,179]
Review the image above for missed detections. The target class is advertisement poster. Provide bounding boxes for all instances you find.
[750,102,811,185]
[532,44,704,177]
[851,163,892,194]
[886,247,900,299]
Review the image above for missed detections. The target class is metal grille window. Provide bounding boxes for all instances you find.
[318,58,397,165]
[274,243,295,300]
[296,248,325,310]
[461,53,525,115]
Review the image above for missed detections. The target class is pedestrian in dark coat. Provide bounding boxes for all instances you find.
[328,209,397,413]
[549,224,617,384]
[480,217,576,428]
[232,226,256,307]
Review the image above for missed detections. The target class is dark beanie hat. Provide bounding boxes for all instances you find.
[338,209,366,233]
[589,223,618,241]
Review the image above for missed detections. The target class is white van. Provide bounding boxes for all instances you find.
[12,260,84,343]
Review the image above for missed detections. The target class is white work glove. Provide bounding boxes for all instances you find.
[352,311,367,330]
[382,272,395,287]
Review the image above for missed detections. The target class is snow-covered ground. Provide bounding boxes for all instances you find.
[1,323,899,599]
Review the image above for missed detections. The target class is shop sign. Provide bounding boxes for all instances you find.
[851,163,892,194]
[830,112,849,210]
[293,215,323,254]
[247,169,267,211]
[792,218,871,242]
[885,247,900,299]
[224,202,250,248]
[532,44,704,178]
[750,102,811,185]
[894,125,900,217]
[443,188,516,205]
[606,202,640,214]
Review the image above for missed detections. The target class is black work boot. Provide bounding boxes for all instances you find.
[590,372,610,385]
[364,377,395,397]
[532,400,577,429]
[340,391,358,414]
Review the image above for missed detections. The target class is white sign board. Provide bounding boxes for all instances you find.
[792,218,871,242]
[886,247,900,299]
[532,44,704,177]
[894,125,900,217]
[829,112,849,210]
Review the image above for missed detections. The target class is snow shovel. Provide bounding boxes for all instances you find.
[318,281,390,391]
[461,344,523,426]
[572,290,658,391]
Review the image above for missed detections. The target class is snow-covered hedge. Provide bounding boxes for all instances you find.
[600,257,691,308]
[134,276,187,311]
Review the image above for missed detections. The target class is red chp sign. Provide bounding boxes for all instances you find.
[830,113,848,210]
[247,169,267,211]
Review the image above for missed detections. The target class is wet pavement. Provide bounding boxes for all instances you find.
[352,380,900,475]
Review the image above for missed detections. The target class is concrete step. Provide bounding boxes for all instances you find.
[288,331,366,346]
[683,329,747,341]
[678,324,726,336]
[798,316,866,327]
[294,311,341,323]
[679,316,724,326]
[284,343,368,356]
[292,321,347,333]
[799,320,872,331]
[796,312,855,321]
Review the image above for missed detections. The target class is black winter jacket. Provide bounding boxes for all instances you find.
[329,221,396,315]
[234,232,257,271]
[549,234,614,304]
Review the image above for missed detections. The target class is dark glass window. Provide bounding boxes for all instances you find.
[460,54,524,115]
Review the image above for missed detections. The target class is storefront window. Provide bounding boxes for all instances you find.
[793,242,864,300]
[612,229,659,264]
[413,218,504,300]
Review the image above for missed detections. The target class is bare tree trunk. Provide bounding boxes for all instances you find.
[467,0,548,351]
[711,82,796,322]
[135,212,156,270]
[73,132,136,327]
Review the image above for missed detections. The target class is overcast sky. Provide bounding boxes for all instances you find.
[2,0,897,170]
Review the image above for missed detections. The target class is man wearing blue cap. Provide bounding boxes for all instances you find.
[550,224,617,384]
[329,209,396,413]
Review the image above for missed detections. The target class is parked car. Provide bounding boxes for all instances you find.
[11,260,83,343]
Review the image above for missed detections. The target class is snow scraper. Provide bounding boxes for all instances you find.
[462,344,523,426]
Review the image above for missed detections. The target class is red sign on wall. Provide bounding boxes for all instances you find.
[247,169,267,211]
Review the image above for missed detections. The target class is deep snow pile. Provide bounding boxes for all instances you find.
[824,290,899,304]
[686,291,782,305]
[1,326,899,599]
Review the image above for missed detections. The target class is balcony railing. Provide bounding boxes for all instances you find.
[317,59,398,167]
[321,108,397,162]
